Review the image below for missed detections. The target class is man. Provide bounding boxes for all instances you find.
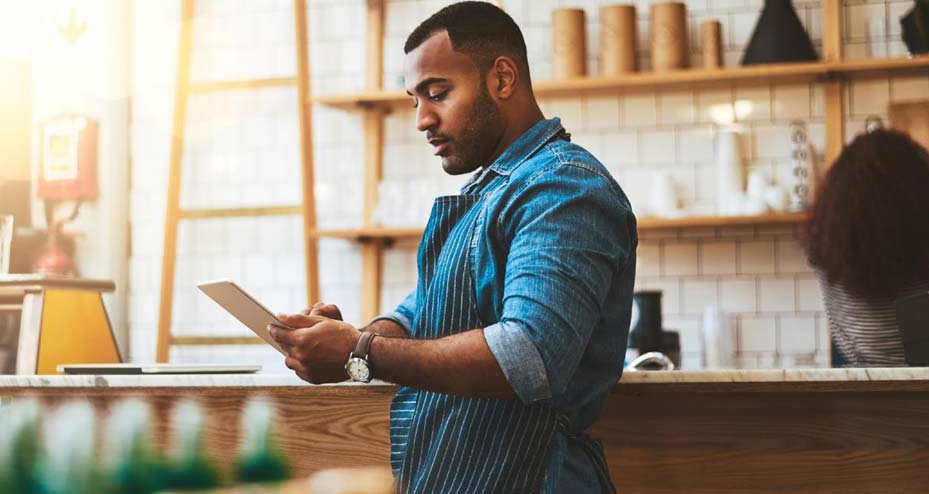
[271,2,637,492]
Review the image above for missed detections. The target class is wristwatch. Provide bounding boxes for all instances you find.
[345,331,377,383]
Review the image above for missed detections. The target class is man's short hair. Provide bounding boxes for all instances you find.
[404,1,532,88]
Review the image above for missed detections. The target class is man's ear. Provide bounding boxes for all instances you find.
[489,56,519,100]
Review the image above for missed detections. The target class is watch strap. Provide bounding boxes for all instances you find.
[352,331,377,360]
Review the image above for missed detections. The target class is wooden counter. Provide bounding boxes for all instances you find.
[2,369,928,494]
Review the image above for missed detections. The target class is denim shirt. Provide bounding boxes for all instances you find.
[377,117,637,491]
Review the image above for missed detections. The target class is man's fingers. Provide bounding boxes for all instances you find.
[271,321,335,349]
[290,302,343,322]
[302,302,325,316]
[307,303,344,320]
[276,313,327,328]
[270,325,300,346]
[285,356,307,373]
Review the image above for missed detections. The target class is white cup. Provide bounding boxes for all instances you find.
[650,172,679,217]
[746,170,768,199]
[742,196,769,215]
[763,185,789,211]
[721,193,746,216]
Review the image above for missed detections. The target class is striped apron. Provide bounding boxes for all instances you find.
[390,193,561,493]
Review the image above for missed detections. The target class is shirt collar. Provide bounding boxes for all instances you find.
[486,117,565,176]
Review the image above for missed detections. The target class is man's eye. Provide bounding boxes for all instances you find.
[428,91,447,102]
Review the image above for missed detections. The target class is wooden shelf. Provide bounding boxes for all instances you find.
[830,55,929,77]
[187,76,296,93]
[178,205,301,220]
[312,227,424,241]
[310,61,827,109]
[636,211,807,229]
[311,212,808,242]
[309,56,929,109]
[530,62,826,97]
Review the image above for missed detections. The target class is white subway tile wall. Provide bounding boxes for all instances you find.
[128,0,927,370]
[740,315,778,352]
[719,278,756,313]
[759,278,796,313]
[682,280,720,315]
[700,241,737,275]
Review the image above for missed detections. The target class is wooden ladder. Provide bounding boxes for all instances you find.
[155,0,319,362]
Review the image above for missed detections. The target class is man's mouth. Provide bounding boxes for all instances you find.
[429,138,451,156]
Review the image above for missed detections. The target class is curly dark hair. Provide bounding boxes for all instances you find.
[805,129,929,299]
[403,1,532,88]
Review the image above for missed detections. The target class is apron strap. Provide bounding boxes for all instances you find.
[557,415,617,494]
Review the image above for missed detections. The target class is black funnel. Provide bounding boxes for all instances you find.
[741,0,818,65]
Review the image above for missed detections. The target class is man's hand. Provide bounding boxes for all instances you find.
[303,302,343,320]
[304,301,409,338]
[272,312,516,398]
[270,313,361,385]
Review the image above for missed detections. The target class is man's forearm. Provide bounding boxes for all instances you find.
[363,318,410,338]
[368,328,517,400]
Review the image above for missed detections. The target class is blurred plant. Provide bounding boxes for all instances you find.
[163,400,220,491]
[0,399,43,494]
[104,399,165,494]
[235,398,290,484]
[40,401,105,494]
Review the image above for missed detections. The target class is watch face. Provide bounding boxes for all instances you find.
[346,358,371,382]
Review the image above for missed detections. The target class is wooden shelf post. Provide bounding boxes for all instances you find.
[823,0,845,168]
[156,0,196,363]
[295,0,320,306]
[820,0,844,366]
[360,0,387,322]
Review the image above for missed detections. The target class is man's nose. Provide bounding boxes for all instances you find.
[416,105,438,133]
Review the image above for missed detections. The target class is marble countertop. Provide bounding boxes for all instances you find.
[619,367,929,383]
[2,368,928,388]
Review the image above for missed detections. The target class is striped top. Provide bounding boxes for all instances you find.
[818,271,929,367]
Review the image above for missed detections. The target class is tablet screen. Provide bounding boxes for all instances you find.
[196,280,290,355]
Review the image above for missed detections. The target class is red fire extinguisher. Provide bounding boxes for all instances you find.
[35,114,99,276]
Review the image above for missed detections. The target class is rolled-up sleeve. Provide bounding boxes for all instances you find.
[484,320,551,403]
[369,289,417,334]
[483,163,635,404]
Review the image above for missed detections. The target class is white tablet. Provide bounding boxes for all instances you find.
[196,279,291,355]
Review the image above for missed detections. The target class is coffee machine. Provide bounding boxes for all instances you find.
[627,290,680,370]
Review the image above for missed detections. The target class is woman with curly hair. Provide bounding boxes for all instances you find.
[805,129,929,367]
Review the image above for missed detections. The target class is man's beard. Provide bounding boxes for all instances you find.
[441,84,504,175]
